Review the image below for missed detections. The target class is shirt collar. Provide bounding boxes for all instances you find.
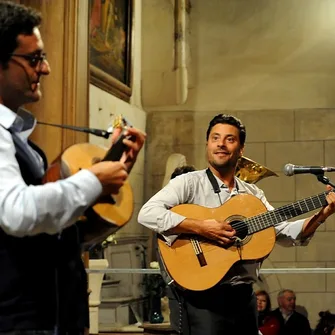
[0,104,36,137]
[211,172,240,193]
[17,107,37,138]
[0,104,20,130]
[280,309,294,320]
[235,177,248,193]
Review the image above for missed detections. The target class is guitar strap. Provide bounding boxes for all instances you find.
[205,168,221,194]
[206,168,226,207]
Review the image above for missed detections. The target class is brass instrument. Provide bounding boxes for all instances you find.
[235,156,278,184]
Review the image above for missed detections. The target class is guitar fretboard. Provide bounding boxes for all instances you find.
[246,191,328,234]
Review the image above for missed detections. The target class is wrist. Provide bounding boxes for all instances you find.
[193,219,204,235]
[313,213,326,225]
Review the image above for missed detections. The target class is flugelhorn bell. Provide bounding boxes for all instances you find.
[235,156,278,184]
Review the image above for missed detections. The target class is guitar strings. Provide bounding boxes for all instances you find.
[233,194,326,234]
[190,238,202,255]
[222,191,328,235]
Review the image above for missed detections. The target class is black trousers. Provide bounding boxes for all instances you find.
[169,283,258,335]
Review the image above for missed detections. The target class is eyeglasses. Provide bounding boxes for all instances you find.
[9,52,47,69]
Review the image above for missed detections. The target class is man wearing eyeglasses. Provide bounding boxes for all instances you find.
[0,1,145,335]
[7,51,48,100]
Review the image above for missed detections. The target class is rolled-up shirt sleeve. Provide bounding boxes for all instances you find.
[138,176,191,245]
[0,127,103,237]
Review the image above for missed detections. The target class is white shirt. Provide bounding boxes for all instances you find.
[281,309,293,323]
[138,169,308,284]
[0,104,102,237]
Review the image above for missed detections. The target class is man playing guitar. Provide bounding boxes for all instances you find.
[138,114,335,335]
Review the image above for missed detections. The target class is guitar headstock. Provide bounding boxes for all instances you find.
[104,115,134,162]
[107,115,133,135]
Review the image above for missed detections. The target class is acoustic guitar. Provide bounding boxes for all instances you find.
[158,190,329,291]
[43,116,134,247]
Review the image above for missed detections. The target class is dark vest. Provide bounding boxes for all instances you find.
[0,139,88,331]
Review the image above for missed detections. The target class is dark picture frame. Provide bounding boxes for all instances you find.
[89,0,133,102]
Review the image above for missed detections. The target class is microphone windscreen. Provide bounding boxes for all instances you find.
[283,164,294,176]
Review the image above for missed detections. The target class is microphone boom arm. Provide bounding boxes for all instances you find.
[316,174,335,189]
[37,121,111,139]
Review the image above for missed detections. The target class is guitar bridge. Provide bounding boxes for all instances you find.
[191,238,207,267]
[196,252,207,267]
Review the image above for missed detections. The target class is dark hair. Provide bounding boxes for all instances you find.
[171,165,196,179]
[255,290,272,313]
[314,311,335,335]
[206,114,246,146]
[0,1,42,66]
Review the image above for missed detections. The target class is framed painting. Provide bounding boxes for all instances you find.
[89,0,133,102]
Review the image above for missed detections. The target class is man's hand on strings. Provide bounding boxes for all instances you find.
[200,219,236,246]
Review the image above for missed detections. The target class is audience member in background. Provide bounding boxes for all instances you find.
[314,311,335,335]
[256,290,280,335]
[170,165,196,180]
[271,289,311,335]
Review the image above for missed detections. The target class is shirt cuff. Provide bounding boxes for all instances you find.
[157,213,186,233]
[157,213,186,246]
[67,169,103,205]
[160,233,179,246]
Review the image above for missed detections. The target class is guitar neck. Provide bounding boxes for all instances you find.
[103,133,136,163]
[247,191,329,234]
[103,134,127,162]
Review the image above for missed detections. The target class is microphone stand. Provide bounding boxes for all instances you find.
[315,174,335,189]
[37,121,112,139]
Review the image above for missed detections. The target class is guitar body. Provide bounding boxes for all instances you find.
[158,194,276,291]
[44,143,134,246]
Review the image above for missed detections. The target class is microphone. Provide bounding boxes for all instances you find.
[283,163,335,176]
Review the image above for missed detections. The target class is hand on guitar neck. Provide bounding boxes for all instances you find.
[43,116,146,246]
[301,184,335,239]
[88,126,146,196]
[111,126,146,173]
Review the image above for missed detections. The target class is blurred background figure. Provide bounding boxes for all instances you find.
[170,165,196,180]
[314,311,335,335]
[272,289,311,335]
[162,153,188,187]
[256,290,280,335]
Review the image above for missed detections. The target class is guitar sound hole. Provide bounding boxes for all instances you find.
[230,220,248,240]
